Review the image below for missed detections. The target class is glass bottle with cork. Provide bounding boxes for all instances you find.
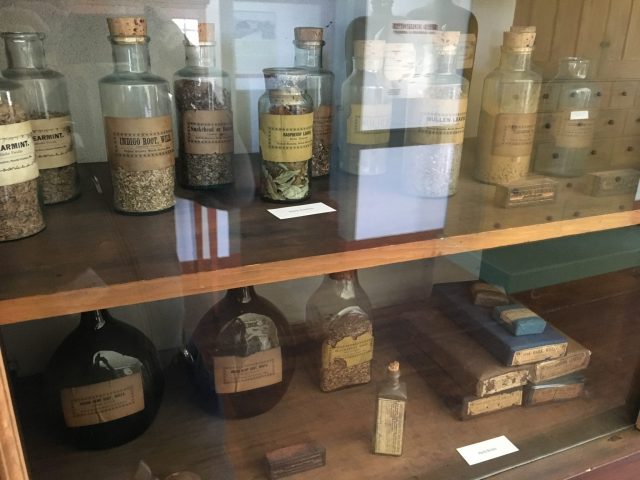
[339,40,391,176]
[403,31,468,197]
[373,361,407,456]
[0,78,45,241]
[293,27,333,178]
[99,17,175,214]
[258,67,313,203]
[2,31,80,205]
[305,270,374,392]
[174,22,234,190]
[474,26,541,185]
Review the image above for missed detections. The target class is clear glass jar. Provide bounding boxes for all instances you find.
[534,57,596,177]
[474,27,541,185]
[305,270,374,392]
[174,23,234,189]
[258,67,313,203]
[2,32,80,205]
[98,17,175,214]
[293,27,334,178]
[403,31,469,197]
[339,40,391,176]
[0,78,45,241]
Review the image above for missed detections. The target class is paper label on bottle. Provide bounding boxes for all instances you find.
[465,389,522,417]
[407,98,467,145]
[30,116,76,169]
[512,343,567,366]
[0,121,38,187]
[500,308,535,325]
[532,351,590,382]
[104,116,174,171]
[213,348,283,393]
[313,105,333,147]
[457,33,477,70]
[60,372,145,428]
[183,110,234,155]
[480,371,529,396]
[347,104,391,145]
[322,331,373,369]
[555,114,595,148]
[383,43,416,82]
[374,398,405,455]
[492,113,537,156]
[259,112,313,163]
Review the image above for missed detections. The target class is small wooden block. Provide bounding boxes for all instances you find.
[493,304,547,336]
[524,374,586,406]
[265,442,326,479]
[471,282,509,307]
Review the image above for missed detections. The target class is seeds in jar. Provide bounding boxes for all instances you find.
[111,166,175,214]
[39,164,78,205]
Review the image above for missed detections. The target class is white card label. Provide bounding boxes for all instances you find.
[570,110,589,120]
[635,179,640,201]
[268,202,336,220]
[457,435,519,466]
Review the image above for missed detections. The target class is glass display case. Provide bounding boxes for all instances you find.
[1,1,640,479]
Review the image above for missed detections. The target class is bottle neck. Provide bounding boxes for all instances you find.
[227,286,256,304]
[499,48,532,72]
[80,310,107,331]
[185,44,216,68]
[111,38,151,73]
[4,36,47,69]
[328,271,358,300]
[387,370,401,388]
[437,51,457,75]
[294,44,323,69]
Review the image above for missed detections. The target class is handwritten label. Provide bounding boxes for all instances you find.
[268,202,335,220]
[457,435,519,466]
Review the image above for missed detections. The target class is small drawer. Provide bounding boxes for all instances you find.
[594,109,627,138]
[612,136,640,169]
[586,139,614,170]
[608,81,638,109]
[624,109,640,136]
[588,81,611,109]
[534,113,556,143]
[538,83,561,112]
[557,83,592,110]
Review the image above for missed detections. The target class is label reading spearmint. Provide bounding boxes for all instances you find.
[374,398,405,455]
[0,121,38,187]
[30,116,76,169]
[347,104,391,145]
[259,112,313,162]
[183,110,234,155]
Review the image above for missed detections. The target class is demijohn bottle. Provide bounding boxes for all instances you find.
[1,31,80,205]
[187,286,295,419]
[45,310,164,449]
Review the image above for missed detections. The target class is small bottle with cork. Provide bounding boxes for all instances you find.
[373,361,407,456]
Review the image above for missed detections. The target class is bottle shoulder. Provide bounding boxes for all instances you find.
[2,68,64,81]
[99,71,169,86]
[173,66,228,81]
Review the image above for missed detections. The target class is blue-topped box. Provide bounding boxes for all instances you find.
[493,304,547,336]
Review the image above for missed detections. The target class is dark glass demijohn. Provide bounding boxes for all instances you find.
[187,286,295,419]
[45,310,164,449]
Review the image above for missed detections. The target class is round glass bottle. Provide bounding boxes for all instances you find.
[98,17,175,214]
[187,286,296,419]
[258,68,313,203]
[45,309,165,449]
[534,57,596,177]
[339,40,391,176]
[2,32,80,205]
[0,78,45,241]
[305,270,374,392]
[293,27,334,177]
[174,23,234,189]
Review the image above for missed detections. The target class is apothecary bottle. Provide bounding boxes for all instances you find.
[403,31,468,197]
[535,57,596,177]
[339,40,391,176]
[174,23,234,189]
[373,361,407,456]
[305,270,374,392]
[293,27,333,177]
[2,32,80,205]
[98,17,175,214]
[187,286,296,419]
[258,68,313,202]
[0,78,45,241]
[45,309,165,449]
[474,26,541,185]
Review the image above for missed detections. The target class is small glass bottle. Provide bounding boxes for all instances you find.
[339,40,391,176]
[305,270,374,392]
[186,286,296,419]
[45,310,165,449]
[2,32,80,205]
[535,57,596,177]
[174,23,234,189]
[373,361,407,456]
[474,26,541,185]
[258,67,313,202]
[0,78,44,241]
[293,27,334,178]
[99,17,175,214]
[403,31,468,197]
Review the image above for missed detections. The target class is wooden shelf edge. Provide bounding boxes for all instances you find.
[2,209,639,324]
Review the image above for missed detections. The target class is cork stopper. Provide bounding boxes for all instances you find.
[354,39,385,59]
[198,23,215,43]
[388,361,400,373]
[107,17,146,37]
[294,27,323,43]
[503,27,536,50]
[329,270,356,281]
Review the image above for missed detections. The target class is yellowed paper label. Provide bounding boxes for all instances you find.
[457,33,477,70]
[480,370,529,396]
[555,115,595,149]
[500,308,535,325]
[30,116,76,169]
[529,383,584,404]
[183,110,234,155]
[313,105,333,146]
[407,98,467,145]
[0,121,38,188]
[104,116,174,171]
[60,372,145,428]
[492,113,537,157]
[322,331,373,369]
[383,43,416,81]
[532,351,590,382]
[259,112,313,163]
[347,104,391,145]
[374,398,405,455]
[465,389,522,417]
[213,348,282,394]
[512,343,568,366]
